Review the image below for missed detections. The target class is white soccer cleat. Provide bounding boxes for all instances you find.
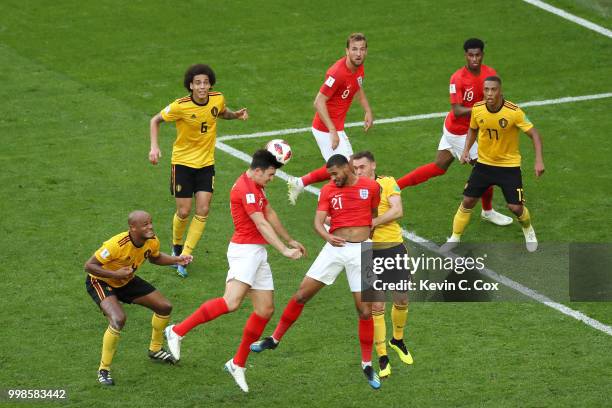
[224,359,249,392]
[440,234,461,253]
[481,209,513,226]
[522,226,538,252]
[164,325,182,361]
[287,176,304,205]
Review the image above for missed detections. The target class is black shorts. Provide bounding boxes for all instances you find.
[170,164,215,198]
[86,275,156,307]
[372,243,411,280]
[463,162,524,205]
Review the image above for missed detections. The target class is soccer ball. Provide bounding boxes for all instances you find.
[265,139,292,165]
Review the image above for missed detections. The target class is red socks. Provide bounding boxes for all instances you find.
[233,312,269,367]
[173,298,229,337]
[397,163,446,189]
[481,186,494,211]
[359,318,374,363]
[301,165,330,187]
[272,298,305,341]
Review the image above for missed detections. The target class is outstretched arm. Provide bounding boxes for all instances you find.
[221,108,249,120]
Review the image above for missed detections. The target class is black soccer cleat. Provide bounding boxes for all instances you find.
[363,365,381,390]
[250,336,278,353]
[98,369,115,386]
[148,348,178,364]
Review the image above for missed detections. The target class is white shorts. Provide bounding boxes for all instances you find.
[437,125,478,160]
[312,127,354,161]
[305,241,365,292]
[226,243,273,290]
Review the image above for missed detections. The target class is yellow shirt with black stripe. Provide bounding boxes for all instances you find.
[161,93,226,168]
[91,232,161,288]
[372,176,403,243]
[470,100,534,167]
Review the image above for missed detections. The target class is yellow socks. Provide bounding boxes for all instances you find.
[452,204,473,236]
[150,313,170,353]
[182,215,207,256]
[391,304,408,340]
[172,213,188,246]
[372,310,387,357]
[518,206,531,228]
[99,325,120,371]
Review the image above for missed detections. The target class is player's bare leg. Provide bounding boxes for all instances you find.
[133,291,176,364]
[508,203,537,252]
[251,277,325,352]
[352,292,380,389]
[225,289,274,393]
[97,296,126,386]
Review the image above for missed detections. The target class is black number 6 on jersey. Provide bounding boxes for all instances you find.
[200,122,208,133]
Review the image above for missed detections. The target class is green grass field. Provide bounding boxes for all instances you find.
[1,1,611,407]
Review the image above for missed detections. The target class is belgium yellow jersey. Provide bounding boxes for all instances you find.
[470,100,534,167]
[160,93,226,168]
[92,231,161,288]
[372,176,403,243]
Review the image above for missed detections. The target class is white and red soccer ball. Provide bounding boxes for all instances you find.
[266,139,292,165]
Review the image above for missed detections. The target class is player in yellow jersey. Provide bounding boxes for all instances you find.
[149,64,249,277]
[352,151,413,378]
[442,76,545,252]
[84,210,192,386]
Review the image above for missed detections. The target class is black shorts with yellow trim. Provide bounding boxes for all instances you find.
[86,275,156,307]
[463,162,524,205]
[170,164,215,198]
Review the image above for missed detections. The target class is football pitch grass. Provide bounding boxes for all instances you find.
[1,1,611,406]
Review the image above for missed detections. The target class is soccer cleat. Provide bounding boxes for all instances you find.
[389,338,414,365]
[148,348,177,364]
[169,245,183,270]
[97,369,115,386]
[176,264,188,278]
[439,234,461,253]
[224,359,249,392]
[378,355,391,378]
[363,365,381,390]
[481,209,513,226]
[164,325,182,361]
[287,176,304,205]
[522,225,538,252]
[250,336,278,353]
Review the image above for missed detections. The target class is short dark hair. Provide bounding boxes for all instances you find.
[346,32,367,48]
[484,75,502,85]
[351,151,375,162]
[326,154,349,168]
[184,64,216,93]
[463,38,485,52]
[250,149,283,170]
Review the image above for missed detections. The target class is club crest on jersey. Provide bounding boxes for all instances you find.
[499,118,508,129]
[359,189,369,199]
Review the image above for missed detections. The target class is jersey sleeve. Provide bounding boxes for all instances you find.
[317,186,330,212]
[218,94,226,114]
[449,72,463,104]
[319,67,343,98]
[240,186,263,216]
[385,177,401,198]
[160,100,182,122]
[371,183,381,210]
[469,107,479,129]
[149,237,161,258]
[515,108,534,133]
[94,240,120,265]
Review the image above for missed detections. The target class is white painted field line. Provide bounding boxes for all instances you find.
[218,92,612,142]
[216,140,612,336]
[522,0,612,39]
